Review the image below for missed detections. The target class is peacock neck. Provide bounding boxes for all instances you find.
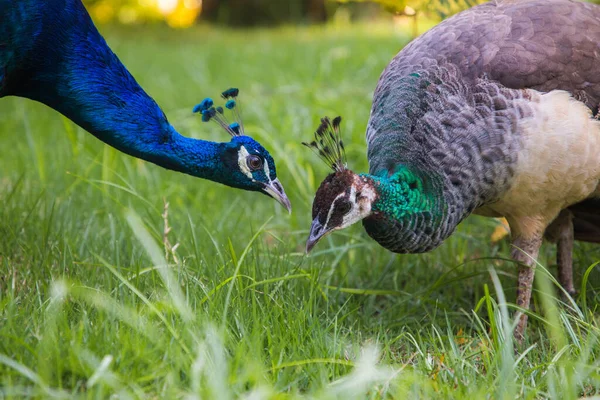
[3,0,234,183]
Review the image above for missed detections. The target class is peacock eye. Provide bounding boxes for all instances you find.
[337,200,352,215]
[247,155,263,171]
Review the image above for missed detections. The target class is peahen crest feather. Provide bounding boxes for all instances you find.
[303,116,347,172]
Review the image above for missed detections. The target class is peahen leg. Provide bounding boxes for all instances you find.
[545,210,576,296]
[510,232,543,343]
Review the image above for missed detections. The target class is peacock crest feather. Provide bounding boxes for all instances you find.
[302,116,347,172]
[193,87,245,137]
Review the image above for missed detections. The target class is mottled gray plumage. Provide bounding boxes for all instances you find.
[364,0,600,253]
[365,64,535,252]
[375,0,600,109]
[306,0,600,342]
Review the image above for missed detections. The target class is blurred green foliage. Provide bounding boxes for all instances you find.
[83,0,162,23]
[81,0,479,27]
[81,0,327,26]
[81,0,600,27]
[336,0,485,19]
[82,0,201,27]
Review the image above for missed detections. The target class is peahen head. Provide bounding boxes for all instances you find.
[193,89,291,212]
[303,117,377,252]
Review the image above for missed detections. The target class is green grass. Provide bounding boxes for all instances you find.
[1,22,600,399]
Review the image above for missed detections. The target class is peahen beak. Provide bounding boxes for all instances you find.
[306,218,329,253]
[262,178,292,213]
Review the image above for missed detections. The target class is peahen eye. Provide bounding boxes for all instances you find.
[337,201,352,215]
[247,155,263,171]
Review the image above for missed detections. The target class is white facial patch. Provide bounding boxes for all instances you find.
[263,160,271,180]
[323,192,346,230]
[323,177,376,231]
[237,146,254,180]
[340,186,372,228]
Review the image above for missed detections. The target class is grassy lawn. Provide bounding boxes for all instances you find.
[1,23,600,399]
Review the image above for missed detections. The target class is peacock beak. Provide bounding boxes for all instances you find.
[262,178,292,213]
[306,218,329,253]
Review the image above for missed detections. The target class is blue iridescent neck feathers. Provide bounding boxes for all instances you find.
[0,0,290,210]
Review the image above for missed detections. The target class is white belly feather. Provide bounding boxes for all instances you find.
[474,89,600,233]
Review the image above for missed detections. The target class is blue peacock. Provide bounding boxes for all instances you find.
[0,0,291,211]
[304,0,600,340]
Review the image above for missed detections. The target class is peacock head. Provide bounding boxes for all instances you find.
[303,116,377,253]
[193,88,291,212]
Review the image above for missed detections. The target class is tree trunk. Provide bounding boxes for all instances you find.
[200,0,221,23]
[305,0,326,22]
[198,0,327,26]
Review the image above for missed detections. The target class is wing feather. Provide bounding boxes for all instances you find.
[367,0,600,150]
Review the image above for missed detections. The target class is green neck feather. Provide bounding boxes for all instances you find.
[360,165,457,254]
[363,166,443,220]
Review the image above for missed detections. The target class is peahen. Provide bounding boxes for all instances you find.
[304,0,600,340]
[0,0,291,211]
